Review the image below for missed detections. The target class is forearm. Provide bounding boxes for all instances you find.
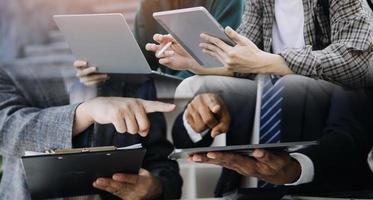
[188,59,234,76]
[145,160,182,200]
[0,104,78,157]
[279,45,372,88]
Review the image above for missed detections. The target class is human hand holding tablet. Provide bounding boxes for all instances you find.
[170,141,317,185]
[168,141,318,160]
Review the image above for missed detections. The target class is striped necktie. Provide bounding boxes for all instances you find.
[258,75,284,188]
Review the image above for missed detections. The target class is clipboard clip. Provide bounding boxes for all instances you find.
[52,146,117,155]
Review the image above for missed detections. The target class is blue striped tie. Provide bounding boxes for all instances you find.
[258,75,284,188]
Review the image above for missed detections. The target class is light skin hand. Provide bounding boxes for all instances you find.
[93,168,162,200]
[189,149,301,185]
[200,27,294,76]
[73,60,110,86]
[145,34,233,76]
[73,97,176,137]
[186,93,231,137]
[145,34,198,71]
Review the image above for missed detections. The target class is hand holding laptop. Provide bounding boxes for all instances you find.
[74,60,109,86]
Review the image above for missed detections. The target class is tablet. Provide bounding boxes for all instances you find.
[153,7,235,68]
[22,145,146,199]
[168,141,318,160]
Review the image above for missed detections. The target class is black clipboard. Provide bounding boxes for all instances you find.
[22,145,146,199]
[168,141,318,160]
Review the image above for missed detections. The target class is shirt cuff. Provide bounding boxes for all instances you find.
[286,153,315,186]
[183,111,209,143]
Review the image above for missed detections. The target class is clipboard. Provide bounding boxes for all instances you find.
[22,145,146,199]
[168,141,318,160]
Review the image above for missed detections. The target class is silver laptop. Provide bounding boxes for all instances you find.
[53,13,182,82]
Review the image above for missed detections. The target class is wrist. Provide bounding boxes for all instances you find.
[187,59,203,74]
[269,54,293,75]
[288,158,302,184]
[73,102,94,136]
[145,175,163,200]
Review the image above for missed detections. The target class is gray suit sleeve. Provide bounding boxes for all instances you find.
[0,68,78,157]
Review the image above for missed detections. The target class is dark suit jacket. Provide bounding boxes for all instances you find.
[0,63,182,200]
[73,79,183,200]
[172,78,373,197]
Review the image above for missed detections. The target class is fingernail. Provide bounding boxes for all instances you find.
[139,132,148,137]
[212,105,221,113]
[96,178,107,186]
[207,152,216,159]
[253,150,264,158]
[193,156,202,162]
[112,174,123,181]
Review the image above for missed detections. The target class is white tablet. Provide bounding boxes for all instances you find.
[153,7,235,68]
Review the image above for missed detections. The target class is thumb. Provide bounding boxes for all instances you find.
[141,100,176,113]
[225,26,249,46]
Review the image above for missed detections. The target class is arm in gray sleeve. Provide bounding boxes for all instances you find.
[0,67,78,157]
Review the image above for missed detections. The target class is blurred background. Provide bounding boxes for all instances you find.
[0,0,222,198]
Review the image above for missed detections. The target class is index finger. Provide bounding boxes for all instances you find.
[140,100,176,113]
[211,109,230,137]
[203,95,221,114]
[200,33,231,52]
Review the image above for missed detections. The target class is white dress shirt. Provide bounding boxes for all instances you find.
[184,0,314,187]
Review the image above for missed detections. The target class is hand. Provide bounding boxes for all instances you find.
[93,169,162,200]
[73,60,109,86]
[73,97,176,137]
[200,27,293,75]
[189,149,301,185]
[145,34,201,71]
[186,93,230,137]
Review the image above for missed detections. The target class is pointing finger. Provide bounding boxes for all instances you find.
[141,100,176,113]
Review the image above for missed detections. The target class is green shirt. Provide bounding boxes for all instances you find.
[134,0,245,79]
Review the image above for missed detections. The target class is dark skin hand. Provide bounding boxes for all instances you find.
[186,93,231,137]
[93,169,162,200]
[189,149,302,185]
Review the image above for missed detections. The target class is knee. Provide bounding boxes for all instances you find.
[175,75,206,98]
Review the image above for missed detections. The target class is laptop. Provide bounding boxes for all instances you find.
[53,13,182,83]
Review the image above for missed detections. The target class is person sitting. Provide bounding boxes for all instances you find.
[74,0,245,86]
[0,63,182,200]
[173,75,373,198]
